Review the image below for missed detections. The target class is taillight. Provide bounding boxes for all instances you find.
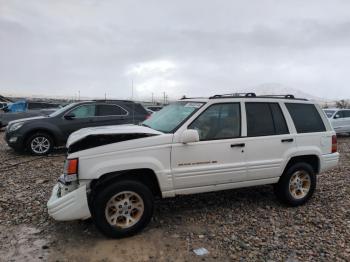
[64,158,78,175]
[332,135,337,153]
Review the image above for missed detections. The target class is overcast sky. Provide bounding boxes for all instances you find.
[1,0,350,101]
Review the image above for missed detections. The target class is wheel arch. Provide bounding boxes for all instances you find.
[89,168,162,203]
[283,155,320,175]
[24,128,58,146]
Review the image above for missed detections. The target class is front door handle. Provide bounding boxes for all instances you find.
[231,143,245,148]
[281,138,294,143]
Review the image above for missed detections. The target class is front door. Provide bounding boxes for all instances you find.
[171,102,247,189]
[60,103,97,139]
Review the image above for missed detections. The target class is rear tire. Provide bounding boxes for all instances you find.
[274,162,316,206]
[26,132,54,155]
[91,180,154,238]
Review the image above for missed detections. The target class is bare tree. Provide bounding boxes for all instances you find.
[335,99,350,109]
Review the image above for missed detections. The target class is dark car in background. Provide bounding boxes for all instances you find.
[0,101,62,127]
[5,100,149,155]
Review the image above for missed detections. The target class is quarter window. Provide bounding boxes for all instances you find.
[286,103,326,133]
[246,102,289,137]
[70,104,96,118]
[188,103,241,140]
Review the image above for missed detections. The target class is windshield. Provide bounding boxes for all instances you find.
[324,110,336,118]
[142,101,205,133]
[49,103,77,117]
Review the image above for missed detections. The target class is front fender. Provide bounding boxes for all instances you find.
[78,146,173,192]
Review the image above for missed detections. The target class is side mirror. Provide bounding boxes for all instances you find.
[180,129,199,144]
[64,113,76,120]
[334,114,340,119]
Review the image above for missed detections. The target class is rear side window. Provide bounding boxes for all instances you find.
[96,104,127,116]
[286,103,326,133]
[246,102,289,137]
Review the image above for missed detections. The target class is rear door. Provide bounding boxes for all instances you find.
[243,102,296,181]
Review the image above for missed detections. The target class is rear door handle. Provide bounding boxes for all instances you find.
[281,138,294,143]
[231,143,245,148]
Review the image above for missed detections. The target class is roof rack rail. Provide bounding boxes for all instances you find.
[93,99,133,102]
[256,94,308,101]
[256,94,295,99]
[209,93,256,99]
[180,96,208,100]
[207,93,308,101]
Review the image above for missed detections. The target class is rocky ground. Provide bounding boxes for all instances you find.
[0,131,349,262]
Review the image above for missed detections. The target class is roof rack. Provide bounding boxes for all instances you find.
[256,94,308,101]
[180,96,208,100]
[209,93,308,101]
[209,93,256,99]
[93,99,134,102]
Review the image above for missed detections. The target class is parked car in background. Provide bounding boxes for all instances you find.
[0,102,8,111]
[146,108,155,115]
[146,105,163,112]
[47,93,339,238]
[0,109,58,128]
[324,108,350,134]
[5,100,149,155]
[0,100,62,127]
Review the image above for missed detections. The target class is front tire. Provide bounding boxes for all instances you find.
[274,162,316,206]
[91,180,154,238]
[26,132,54,155]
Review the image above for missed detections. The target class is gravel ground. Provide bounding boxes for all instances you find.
[0,131,349,261]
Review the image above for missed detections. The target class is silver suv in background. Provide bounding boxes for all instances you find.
[324,108,350,134]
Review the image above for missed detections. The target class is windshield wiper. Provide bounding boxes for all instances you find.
[141,123,151,128]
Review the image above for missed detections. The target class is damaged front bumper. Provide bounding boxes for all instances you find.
[47,183,91,221]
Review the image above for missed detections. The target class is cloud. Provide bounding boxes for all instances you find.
[1,0,350,100]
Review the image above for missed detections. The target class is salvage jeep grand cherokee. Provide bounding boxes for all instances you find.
[47,93,339,238]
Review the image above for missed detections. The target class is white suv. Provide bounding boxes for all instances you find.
[324,108,350,134]
[47,93,339,238]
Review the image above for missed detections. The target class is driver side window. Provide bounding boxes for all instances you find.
[188,103,241,141]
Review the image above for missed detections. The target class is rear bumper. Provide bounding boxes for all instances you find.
[47,184,91,221]
[320,152,340,172]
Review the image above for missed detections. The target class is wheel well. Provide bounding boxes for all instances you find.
[24,129,57,146]
[90,169,162,199]
[284,155,320,174]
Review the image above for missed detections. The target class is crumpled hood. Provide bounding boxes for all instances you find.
[66,124,163,148]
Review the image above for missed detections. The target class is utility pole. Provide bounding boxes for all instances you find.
[131,80,135,124]
[104,92,107,101]
[151,92,154,104]
[131,79,134,101]
[78,90,80,101]
[163,92,166,105]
